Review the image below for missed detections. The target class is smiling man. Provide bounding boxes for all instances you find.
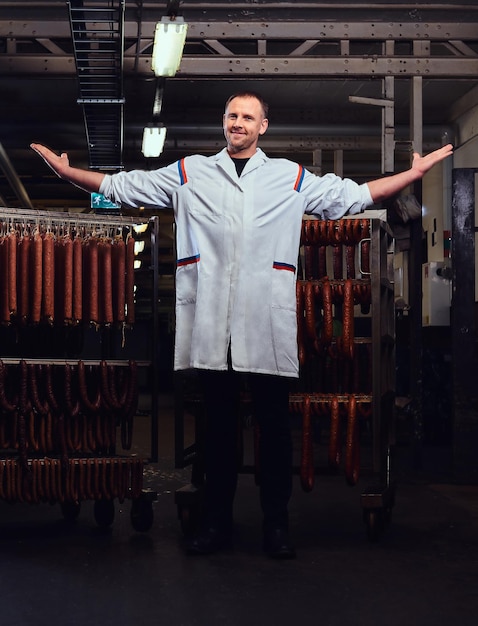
[223,93,269,157]
[31,91,452,559]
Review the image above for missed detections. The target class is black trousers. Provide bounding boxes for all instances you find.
[199,369,292,532]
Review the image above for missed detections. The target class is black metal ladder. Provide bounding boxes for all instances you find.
[67,0,125,171]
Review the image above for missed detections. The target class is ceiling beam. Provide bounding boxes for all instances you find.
[2,54,477,78]
[2,20,478,40]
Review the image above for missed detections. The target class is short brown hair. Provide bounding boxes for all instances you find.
[225,91,269,118]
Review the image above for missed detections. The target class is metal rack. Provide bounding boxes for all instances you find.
[0,208,160,531]
[289,213,396,539]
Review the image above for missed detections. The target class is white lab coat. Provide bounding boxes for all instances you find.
[100,148,373,377]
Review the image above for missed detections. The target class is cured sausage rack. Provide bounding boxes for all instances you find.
[292,213,396,540]
[174,212,395,541]
[0,208,160,531]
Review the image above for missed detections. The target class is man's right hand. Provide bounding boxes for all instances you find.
[30,143,105,193]
[30,143,71,179]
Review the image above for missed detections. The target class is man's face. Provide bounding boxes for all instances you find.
[223,96,269,158]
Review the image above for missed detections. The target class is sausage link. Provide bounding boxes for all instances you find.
[120,361,138,450]
[72,235,83,323]
[345,394,360,486]
[300,395,314,492]
[8,229,17,318]
[328,395,341,469]
[28,364,49,416]
[100,360,115,411]
[46,410,53,453]
[53,234,65,323]
[342,278,355,360]
[63,234,74,323]
[78,361,101,414]
[85,236,99,326]
[359,281,371,315]
[332,244,343,280]
[98,237,114,325]
[31,229,43,324]
[125,234,135,326]
[0,360,17,413]
[0,235,10,324]
[112,235,126,324]
[317,246,327,279]
[296,280,306,367]
[17,233,31,325]
[321,277,333,349]
[345,241,356,279]
[42,229,55,324]
[28,409,39,452]
[304,244,315,280]
[107,365,121,410]
[304,280,319,352]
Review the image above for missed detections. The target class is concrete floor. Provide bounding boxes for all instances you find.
[1,395,478,626]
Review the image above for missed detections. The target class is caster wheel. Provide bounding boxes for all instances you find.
[61,501,81,522]
[130,498,154,532]
[178,503,200,537]
[364,509,384,542]
[94,499,115,528]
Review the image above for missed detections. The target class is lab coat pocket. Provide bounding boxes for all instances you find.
[270,264,298,371]
[176,260,199,305]
[271,262,296,311]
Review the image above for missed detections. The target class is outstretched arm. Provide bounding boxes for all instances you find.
[30,143,105,193]
[366,143,453,203]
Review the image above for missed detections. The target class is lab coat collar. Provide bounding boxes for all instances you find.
[214,147,269,186]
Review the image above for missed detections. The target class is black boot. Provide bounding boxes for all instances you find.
[263,527,296,559]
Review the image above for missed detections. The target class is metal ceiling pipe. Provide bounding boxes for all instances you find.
[0,141,34,209]
[128,123,455,141]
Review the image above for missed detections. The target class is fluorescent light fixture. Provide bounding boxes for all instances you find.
[134,240,145,255]
[133,223,149,234]
[151,16,188,77]
[142,125,167,158]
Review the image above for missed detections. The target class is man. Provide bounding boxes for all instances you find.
[32,91,453,559]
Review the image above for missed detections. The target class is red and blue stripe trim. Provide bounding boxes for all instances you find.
[177,253,200,267]
[294,164,305,191]
[273,261,296,273]
[178,158,188,185]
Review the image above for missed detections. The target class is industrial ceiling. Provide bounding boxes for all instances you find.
[0,0,477,211]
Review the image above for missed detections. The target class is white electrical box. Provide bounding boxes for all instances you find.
[422,261,451,326]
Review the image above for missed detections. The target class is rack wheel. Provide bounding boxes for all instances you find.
[177,502,201,537]
[364,508,385,542]
[361,481,396,542]
[175,483,203,536]
[94,499,115,528]
[61,501,81,523]
[130,497,154,532]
